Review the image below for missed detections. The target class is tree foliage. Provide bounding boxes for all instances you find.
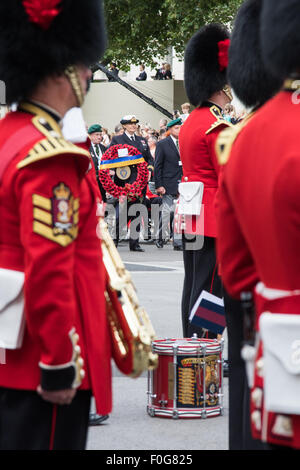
[102,0,243,70]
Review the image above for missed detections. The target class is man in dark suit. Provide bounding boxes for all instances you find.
[107,62,119,82]
[154,118,183,250]
[136,64,147,81]
[110,115,154,252]
[88,124,107,202]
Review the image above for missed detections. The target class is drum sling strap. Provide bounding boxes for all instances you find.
[0,123,41,181]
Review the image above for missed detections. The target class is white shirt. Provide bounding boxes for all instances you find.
[125,131,136,141]
[170,135,182,165]
[170,135,179,150]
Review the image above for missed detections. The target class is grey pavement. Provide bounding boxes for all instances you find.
[87,241,228,451]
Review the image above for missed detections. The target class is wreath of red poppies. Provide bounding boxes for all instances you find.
[99,144,148,202]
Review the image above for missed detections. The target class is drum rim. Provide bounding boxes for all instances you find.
[152,338,221,354]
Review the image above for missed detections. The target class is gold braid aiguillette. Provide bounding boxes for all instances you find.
[65,66,85,107]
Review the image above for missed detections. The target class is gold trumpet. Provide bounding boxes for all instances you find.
[99,217,158,378]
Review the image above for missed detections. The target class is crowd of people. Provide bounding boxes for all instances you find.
[89,102,244,150]
[88,113,184,251]
[87,100,245,252]
[87,105,189,250]
[104,61,173,82]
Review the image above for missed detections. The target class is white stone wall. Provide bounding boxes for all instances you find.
[82,80,176,134]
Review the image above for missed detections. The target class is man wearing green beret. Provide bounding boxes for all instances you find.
[88,124,107,201]
[154,118,183,250]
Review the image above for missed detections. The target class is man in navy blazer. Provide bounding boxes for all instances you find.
[154,118,183,250]
[136,64,147,81]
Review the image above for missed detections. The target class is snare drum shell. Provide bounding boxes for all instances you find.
[150,338,223,418]
[152,353,175,408]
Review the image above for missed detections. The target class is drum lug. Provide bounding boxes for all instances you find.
[172,410,179,419]
[159,399,168,407]
[147,406,156,417]
[201,410,207,419]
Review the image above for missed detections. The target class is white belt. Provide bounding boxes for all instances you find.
[255,282,300,300]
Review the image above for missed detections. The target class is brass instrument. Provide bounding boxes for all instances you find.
[99,217,158,378]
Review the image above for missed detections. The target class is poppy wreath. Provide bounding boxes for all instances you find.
[99,144,149,202]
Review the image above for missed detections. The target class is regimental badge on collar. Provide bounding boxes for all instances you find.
[33,183,79,247]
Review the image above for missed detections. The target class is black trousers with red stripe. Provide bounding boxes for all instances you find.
[181,235,222,339]
[0,388,91,450]
[223,292,266,450]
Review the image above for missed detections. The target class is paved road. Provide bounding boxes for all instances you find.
[87,241,228,451]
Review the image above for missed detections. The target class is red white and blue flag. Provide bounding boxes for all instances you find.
[189,290,226,335]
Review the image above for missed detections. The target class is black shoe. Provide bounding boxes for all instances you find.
[223,360,229,377]
[155,241,163,249]
[173,246,183,251]
[89,413,109,426]
[130,246,145,252]
[144,239,155,244]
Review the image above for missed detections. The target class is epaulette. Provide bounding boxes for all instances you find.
[215,112,255,165]
[205,119,233,135]
[17,107,90,170]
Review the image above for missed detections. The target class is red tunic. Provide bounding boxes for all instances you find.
[216,90,300,448]
[0,103,112,415]
[176,104,230,237]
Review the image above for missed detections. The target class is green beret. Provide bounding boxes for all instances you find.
[88,124,102,134]
[166,118,182,129]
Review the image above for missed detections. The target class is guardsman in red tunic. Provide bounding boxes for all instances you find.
[215,0,282,450]
[216,0,300,450]
[0,0,111,450]
[175,24,233,339]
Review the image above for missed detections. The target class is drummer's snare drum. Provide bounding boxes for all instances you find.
[147,338,224,419]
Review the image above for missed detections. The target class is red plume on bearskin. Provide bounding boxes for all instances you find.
[218,39,230,71]
[22,0,62,30]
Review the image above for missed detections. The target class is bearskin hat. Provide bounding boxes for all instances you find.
[184,24,230,107]
[260,0,300,79]
[228,0,282,109]
[0,0,106,104]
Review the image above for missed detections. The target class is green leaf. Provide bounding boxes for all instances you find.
[102,0,243,69]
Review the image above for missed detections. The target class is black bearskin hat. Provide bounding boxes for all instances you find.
[260,0,300,79]
[228,0,282,108]
[0,0,106,104]
[184,24,230,107]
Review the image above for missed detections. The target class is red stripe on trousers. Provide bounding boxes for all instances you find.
[49,404,57,450]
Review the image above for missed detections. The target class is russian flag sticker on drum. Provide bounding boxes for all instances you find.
[189,290,226,335]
